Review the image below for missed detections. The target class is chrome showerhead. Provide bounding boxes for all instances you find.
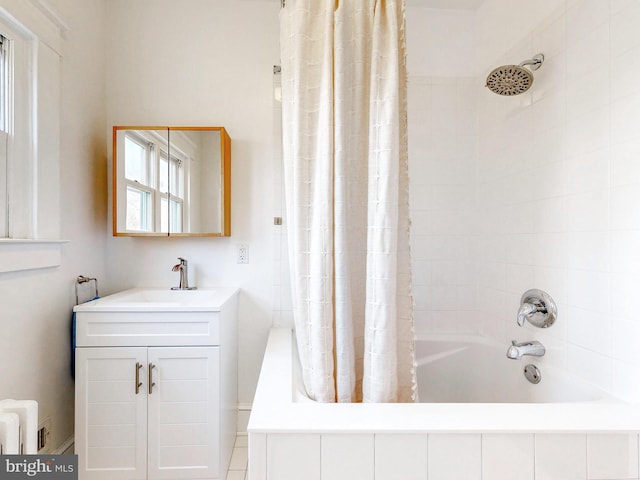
[485,53,544,96]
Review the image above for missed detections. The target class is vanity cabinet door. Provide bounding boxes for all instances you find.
[75,347,148,480]
[147,347,221,480]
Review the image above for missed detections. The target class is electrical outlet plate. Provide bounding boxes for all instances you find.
[237,244,249,264]
[37,417,51,453]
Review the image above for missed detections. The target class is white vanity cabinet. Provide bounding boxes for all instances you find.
[74,288,238,480]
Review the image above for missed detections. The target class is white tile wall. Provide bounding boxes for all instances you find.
[428,434,481,480]
[408,76,479,335]
[587,434,639,480]
[482,434,534,480]
[535,434,587,480]
[374,434,428,480]
[248,433,266,480]
[321,434,374,480]
[250,433,640,480]
[266,434,320,480]
[469,0,640,402]
[406,4,640,403]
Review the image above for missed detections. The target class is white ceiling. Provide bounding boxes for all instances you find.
[406,0,485,10]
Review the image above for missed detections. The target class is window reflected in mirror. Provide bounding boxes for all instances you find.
[113,126,231,237]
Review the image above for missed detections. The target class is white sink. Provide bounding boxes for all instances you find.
[74,287,238,312]
[73,287,239,347]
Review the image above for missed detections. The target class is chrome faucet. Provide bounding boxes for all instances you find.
[517,302,538,327]
[171,257,197,290]
[506,340,545,360]
[517,289,557,328]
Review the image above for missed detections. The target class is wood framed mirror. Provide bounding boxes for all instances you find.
[113,126,231,237]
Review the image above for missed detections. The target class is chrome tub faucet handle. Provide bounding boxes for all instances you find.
[517,302,538,327]
[517,289,557,328]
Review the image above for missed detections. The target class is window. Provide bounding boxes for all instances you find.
[0,2,66,273]
[0,15,39,241]
[123,131,184,234]
[0,34,7,133]
[0,34,8,238]
[160,151,184,234]
[124,134,154,232]
[0,19,33,239]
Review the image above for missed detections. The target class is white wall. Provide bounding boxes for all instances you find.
[104,0,281,406]
[474,0,565,75]
[409,76,479,334]
[1,0,279,451]
[406,7,479,334]
[0,0,108,450]
[475,0,640,402]
[409,0,640,403]
[406,7,476,77]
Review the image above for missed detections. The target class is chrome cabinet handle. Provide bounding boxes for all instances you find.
[148,363,156,394]
[135,362,143,394]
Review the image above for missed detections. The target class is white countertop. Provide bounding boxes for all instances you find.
[74,287,239,313]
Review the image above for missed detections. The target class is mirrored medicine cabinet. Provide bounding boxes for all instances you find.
[113,126,231,237]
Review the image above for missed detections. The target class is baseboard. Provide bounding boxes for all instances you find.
[53,436,74,455]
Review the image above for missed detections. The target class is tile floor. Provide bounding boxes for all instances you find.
[226,435,248,480]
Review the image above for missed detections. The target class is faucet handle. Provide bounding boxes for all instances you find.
[517,303,537,327]
[172,257,188,274]
[517,289,557,328]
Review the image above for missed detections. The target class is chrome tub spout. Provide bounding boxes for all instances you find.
[506,340,545,360]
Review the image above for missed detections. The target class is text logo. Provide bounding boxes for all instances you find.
[0,456,77,479]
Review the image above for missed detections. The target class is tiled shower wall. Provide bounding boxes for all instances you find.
[408,76,479,335]
[475,0,640,403]
[409,0,640,403]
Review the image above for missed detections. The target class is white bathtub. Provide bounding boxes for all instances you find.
[248,328,640,480]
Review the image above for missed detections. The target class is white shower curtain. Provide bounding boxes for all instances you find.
[281,0,415,403]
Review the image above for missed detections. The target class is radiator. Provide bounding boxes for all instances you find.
[0,412,19,454]
[0,400,38,454]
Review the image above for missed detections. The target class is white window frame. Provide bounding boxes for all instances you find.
[124,132,156,232]
[0,19,33,240]
[160,150,184,234]
[0,33,8,236]
[0,1,68,273]
[122,130,185,234]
